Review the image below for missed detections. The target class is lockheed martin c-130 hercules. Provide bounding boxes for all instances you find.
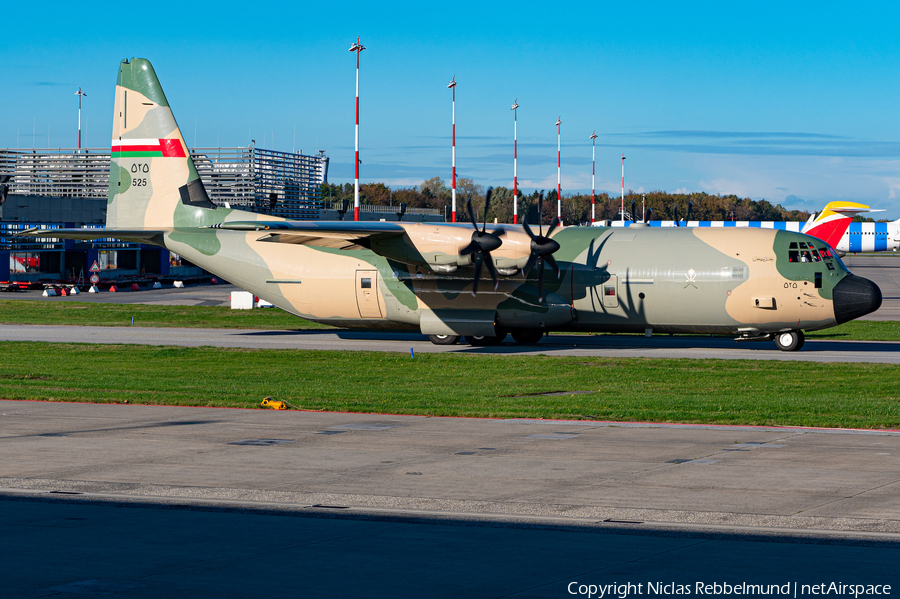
[19,58,882,351]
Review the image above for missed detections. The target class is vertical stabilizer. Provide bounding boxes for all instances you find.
[107,58,216,229]
[801,201,872,248]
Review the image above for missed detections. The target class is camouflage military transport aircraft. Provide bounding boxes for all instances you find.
[20,58,883,351]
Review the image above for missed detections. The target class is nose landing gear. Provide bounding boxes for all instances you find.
[774,330,805,352]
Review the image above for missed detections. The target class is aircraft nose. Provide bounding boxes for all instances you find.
[833,274,882,324]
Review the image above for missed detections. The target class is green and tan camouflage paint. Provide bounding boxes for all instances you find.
[24,58,860,339]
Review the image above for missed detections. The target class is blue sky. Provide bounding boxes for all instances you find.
[4,1,900,218]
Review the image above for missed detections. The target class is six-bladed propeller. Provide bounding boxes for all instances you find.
[461,187,504,296]
[521,192,561,301]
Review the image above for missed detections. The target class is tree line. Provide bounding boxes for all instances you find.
[321,178,818,225]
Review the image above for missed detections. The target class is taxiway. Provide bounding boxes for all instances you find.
[1,400,899,596]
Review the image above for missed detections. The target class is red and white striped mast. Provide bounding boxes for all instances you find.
[589,130,597,223]
[512,100,519,224]
[556,116,562,223]
[75,87,87,150]
[349,38,366,221]
[621,154,626,223]
[448,76,457,223]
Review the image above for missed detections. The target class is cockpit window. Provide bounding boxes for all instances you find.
[787,241,841,266]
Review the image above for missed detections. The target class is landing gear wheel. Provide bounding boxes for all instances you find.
[428,334,460,345]
[511,330,544,345]
[465,334,506,346]
[774,330,805,352]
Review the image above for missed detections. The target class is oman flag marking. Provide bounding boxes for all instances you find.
[111,138,186,158]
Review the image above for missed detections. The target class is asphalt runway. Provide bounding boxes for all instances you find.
[2,323,899,363]
[2,401,899,597]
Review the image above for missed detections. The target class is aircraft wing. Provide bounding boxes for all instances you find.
[208,221,407,250]
[15,228,167,242]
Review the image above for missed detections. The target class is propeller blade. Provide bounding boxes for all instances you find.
[521,253,537,278]
[466,196,478,232]
[522,219,536,241]
[686,200,693,223]
[472,252,484,296]
[545,254,561,280]
[537,256,545,301]
[545,217,559,239]
[537,192,544,237]
[644,207,653,224]
[484,258,500,291]
[482,187,493,234]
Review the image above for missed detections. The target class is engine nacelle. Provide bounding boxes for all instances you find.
[371,223,534,275]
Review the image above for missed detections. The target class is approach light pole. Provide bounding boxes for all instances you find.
[556,117,562,223]
[75,88,87,150]
[512,100,519,225]
[590,130,597,223]
[621,154,626,223]
[350,38,366,221]
[448,77,457,223]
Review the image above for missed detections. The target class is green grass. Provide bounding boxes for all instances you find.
[1,342,898,429]
[805,320,900,341]
[0,299,332,329]
[0,299,896,341]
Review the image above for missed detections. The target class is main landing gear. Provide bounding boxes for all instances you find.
[774,330,805,352]
[426,329,546,346]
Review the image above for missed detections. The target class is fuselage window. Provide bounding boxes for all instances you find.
[604,285,616,297]
[361,278,372,289]
[789,250,799,262]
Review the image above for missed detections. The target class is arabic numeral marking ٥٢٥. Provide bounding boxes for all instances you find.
[130,163,149,173]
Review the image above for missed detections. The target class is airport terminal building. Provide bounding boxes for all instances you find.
[0,146,330,283]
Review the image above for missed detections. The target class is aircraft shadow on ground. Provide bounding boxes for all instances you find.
[239,330,900,355]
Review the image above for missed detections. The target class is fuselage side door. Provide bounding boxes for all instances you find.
[602,275,619,309]
[355,270,383,318]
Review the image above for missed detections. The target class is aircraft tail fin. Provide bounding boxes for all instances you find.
[801,201,878,248]
[107,58,226,230]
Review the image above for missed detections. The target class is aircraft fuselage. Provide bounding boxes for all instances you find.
[162,222,876,339]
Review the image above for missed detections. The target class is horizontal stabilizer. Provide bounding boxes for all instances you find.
[16,228,166,242]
